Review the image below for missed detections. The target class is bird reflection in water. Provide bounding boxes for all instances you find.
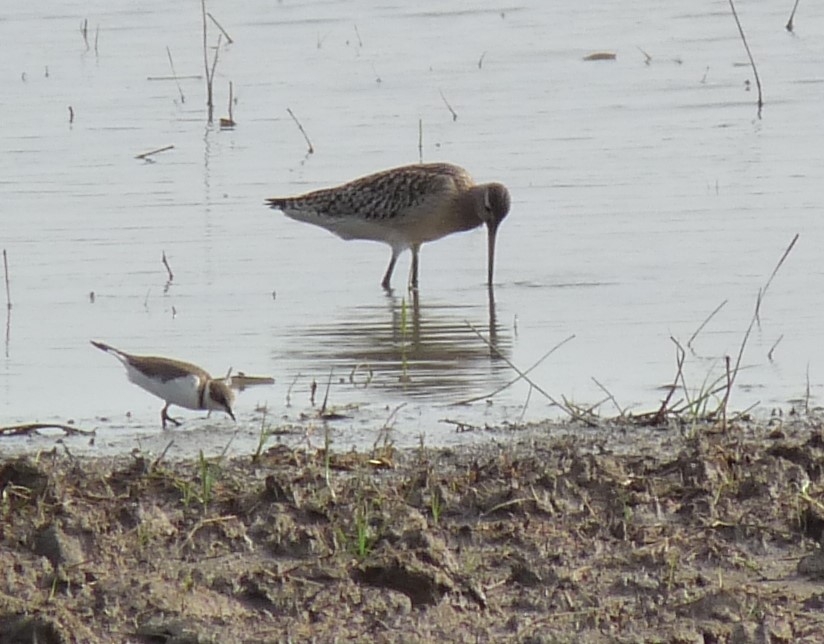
[284,288,510,398]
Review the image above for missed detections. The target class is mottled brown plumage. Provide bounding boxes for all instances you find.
[266,163,511,290]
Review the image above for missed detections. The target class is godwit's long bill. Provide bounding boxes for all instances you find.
[266,163,511,290]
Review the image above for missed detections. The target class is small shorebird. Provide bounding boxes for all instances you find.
[266,163,511,290]
[91,341,236,429]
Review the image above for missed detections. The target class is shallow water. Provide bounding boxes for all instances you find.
[2,0,824,457]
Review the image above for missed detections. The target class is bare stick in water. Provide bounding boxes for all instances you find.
[207,12,234,43]
[728,0,763,116]
[755,232,798,324]
[687,299,728,350]
[80,19,89,50]
[68,106,74,124]
[208,34,223,118]
[201,0,213,123]
[786,0,801,32]
[439,89,458,121]
[767,334,783,362]
[3,249,9,358]
[162,251,174,282]
[94,24,100,56]
[418,119,423,163]
[166,46,185,103]
[220,82,236,128]
[286,108,314,154]
[135,144,175,160]
[2,250,10,310]
[722,234,799,418]
[454,334,576,405]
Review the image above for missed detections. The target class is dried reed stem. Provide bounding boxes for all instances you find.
[2,250,10,310]
[786,0,801,31]
[455,333,576,405]
[135,144,174,160]
[201,0,213,123]
[728,0,763,117]
[207,12,233,43]
[166,46,185,103]
[162,251,174,282]
[439,90,458,121]
[417,119,423,163]
[687,299,727,350]
[721,234,799,420]
[286,108,314,154]
[464,322,586,423]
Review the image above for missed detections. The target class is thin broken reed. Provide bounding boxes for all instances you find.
[463,322,587,423]
[2,250,10,310]
[135,145,174,160]
[786,0,801,31]
[287,108,314,154]
[166,46,185,103]
[162,251,174,283]
[439,90,458,121]
[454,333,576,405]
[418,119,423,163]
[207,12,233,43]
[728,0,763,117]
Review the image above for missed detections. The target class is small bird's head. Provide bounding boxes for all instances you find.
[475,183,511,287]
[207,380,236,421]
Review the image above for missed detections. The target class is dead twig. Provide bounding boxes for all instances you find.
[687,299,727,350]
[439,89,458,121]
[723,234,799,418]
[166,46,185,103]
[464,322,587,424]
[287,108,314,155]
[319,368,333,417]
[592,377,625,416]
[454,334,576,405]
[207,12,233,43]
[161,251,174,284]
[80,19,89,50]
[767,334,783,362]
[728,0,763,117]
[135,145,175,160]
[786,0,801,32]
[0,423,95,437]
[3,249,10,310]
[418,119,423,163]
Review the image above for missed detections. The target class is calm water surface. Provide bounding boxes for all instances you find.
[2,0,824,456]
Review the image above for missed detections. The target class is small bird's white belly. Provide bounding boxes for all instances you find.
[126,368,203,410]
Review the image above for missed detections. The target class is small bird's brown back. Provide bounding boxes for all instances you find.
[124,354,210,383]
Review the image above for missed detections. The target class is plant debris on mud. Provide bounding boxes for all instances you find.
[3,413,824,643]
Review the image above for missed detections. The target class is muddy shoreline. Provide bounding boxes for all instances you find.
[3,414,824,642]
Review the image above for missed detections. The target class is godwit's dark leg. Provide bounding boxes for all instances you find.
[161,403,181,429]
[382,249,400,291]
[409,243,421,291]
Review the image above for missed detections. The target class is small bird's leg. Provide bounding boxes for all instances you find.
[408,244,421,292]
[161,403,182,429]
[382,249,399,291]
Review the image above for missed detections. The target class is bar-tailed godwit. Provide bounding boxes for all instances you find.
[266,163,511,290]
